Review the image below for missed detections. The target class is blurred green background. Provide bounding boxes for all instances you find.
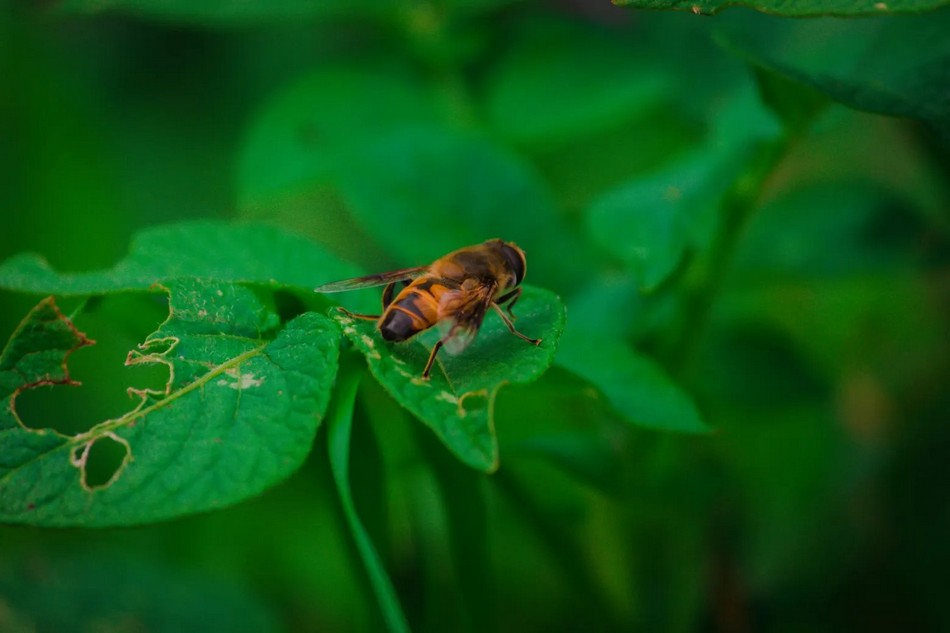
[2,0,949,631]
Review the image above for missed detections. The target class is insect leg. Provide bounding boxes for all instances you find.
[494,287,523,319]
[336,307,380,321]
[491,302,541,346]
[421,339,445,380]
[381,281,397,309]
[421,322,465,379]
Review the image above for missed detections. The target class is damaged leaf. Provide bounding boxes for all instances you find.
[337,285,565,472]
[0,279,340,526]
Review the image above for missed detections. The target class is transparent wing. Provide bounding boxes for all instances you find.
[314,266,429,293]
[437,282,495,356]
[438,319,481,356]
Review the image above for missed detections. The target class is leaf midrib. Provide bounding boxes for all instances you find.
[0,340,269,488]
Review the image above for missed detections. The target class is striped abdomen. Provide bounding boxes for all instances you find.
[378,278,452,342]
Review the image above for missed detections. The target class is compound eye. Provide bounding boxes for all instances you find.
[501,243,526,286]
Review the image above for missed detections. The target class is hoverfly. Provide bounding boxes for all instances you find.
[315,239,542,380]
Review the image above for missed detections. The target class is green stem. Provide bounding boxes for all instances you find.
[493,469,618,630]
[402,1,477,128]
[414,425,494,633]
[670,138,790,375]
[327,355,411,633]
[432,66,477,129]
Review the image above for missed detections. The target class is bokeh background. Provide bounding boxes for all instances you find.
[2,0,949,631]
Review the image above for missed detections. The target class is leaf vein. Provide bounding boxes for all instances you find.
[0,342,269,489]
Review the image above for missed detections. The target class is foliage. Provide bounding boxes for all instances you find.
[0,282,340,526]
[1,0,948,631]
[338,286,565,472]
[614,0,950,16]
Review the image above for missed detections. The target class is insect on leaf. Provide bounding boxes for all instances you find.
[337,285,566,472]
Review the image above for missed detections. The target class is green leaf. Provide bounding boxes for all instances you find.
[715,8,950,138]
[561,274,662,343]
[0,11,126,277]
[696,324,830,408]
[327,356,410,633]
[507,431,624,495]
[716,407,843,585]
[237,68,439,207]
[613,0,950,16]
[585,84,779,291]
[586,152,721,291]
[554,277,698,433]
[335,125,599,291]
[416,425,493,630]
[556,329,707,433]
[337,285,565,471]
[731,181,924,281]
[1,551,279,633]
[491,469,617,624]
[0,220,359,296]
[56,0,397,25]
[753,68,829,136]
[0,279,340,526]
[485,19,672,145]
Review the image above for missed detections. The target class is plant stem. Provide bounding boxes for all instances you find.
[328,355,412,633]
[669,138,789,376]
[402,1,478,128]
[493,468,619,630]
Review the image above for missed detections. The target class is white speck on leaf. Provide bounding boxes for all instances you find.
[218,368,265,390]
[360,334,381,359]
[435,391,459,405]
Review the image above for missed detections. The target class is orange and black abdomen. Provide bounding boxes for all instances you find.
[378,278,450,342]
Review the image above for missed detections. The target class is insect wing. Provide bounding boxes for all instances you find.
[437,283,494,355]
[315,266,429,293]
[438,319,480,355]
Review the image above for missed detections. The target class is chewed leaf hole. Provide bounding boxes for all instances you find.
[14,332,168,436]
[123,360,170,392]
[14,295,170,436]
[272,289,307,323]
[84,434,130,489]
[15,383,88,435]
